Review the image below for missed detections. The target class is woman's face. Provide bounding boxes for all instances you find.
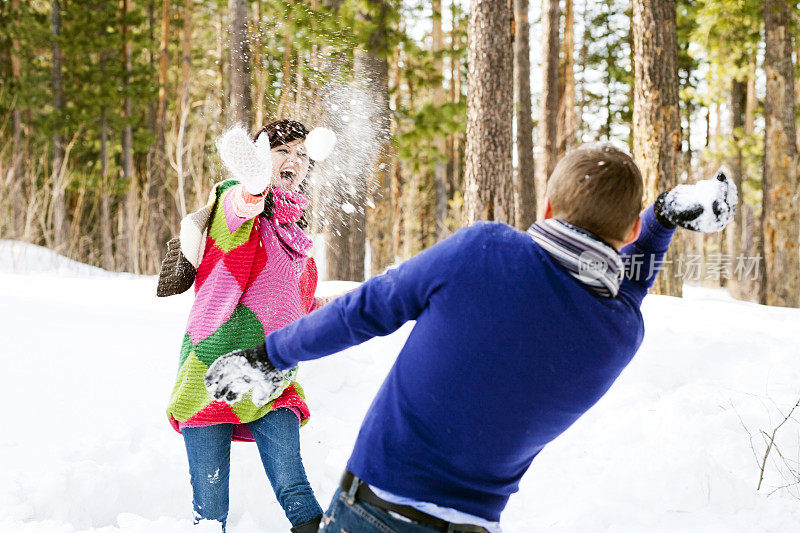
[271,138,310,191]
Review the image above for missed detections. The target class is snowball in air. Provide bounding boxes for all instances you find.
[306,127,337,161]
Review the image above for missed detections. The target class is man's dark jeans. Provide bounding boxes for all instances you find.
[320,487,455,533]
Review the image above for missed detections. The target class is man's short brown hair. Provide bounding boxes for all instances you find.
[546,144,643,243]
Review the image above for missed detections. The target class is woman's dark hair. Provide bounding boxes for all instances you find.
[253,119,309,147]
[254,119,311,229]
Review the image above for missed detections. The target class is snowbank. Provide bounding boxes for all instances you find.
[1,242,799,532]
[0,240,126,277]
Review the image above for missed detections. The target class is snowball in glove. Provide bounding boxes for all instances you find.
[204,344,286,406]
[654,167,738,232]
[216,125,273,195]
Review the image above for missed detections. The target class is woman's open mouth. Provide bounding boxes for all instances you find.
[279,170,296,185]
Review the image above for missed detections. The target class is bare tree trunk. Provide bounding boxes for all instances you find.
[363,2,392,276]
[632,0,682,297]
[156,0,170,166]
[577,2,589,142]
[121,0,138,273]
[391,158,403,259]
[513,0,535,229]
[796,39,800,153]
[745,59,757,134]
[276,31,293,118]
[726,78,746,297]
[148,0,171,272]
[51,0,66,253]
[326,1,391,280]
[449,0,463,223]
[557,0,576,157]
[534,0,560,215]
[464,0,514,224]
[98,49,115,271]
[761,0,799,307]
[216,11,226,117]
[228,0,251,126]
[294,52,305,117]
[175,0,193,219]
[178,0,193,116]
[356,52,392,276]
[390,46,404,259]
[252,0,265,127]
[10,0,24,238]
[432,0,448,240]
[737,59,760,301]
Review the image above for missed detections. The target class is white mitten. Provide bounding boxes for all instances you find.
[216,125,273,195]
[305,127,337,161]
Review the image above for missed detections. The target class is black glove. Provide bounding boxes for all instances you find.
[653,168,737,232]
[203,344,287,406]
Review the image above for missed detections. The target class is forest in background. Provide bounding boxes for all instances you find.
[0,0,798,307]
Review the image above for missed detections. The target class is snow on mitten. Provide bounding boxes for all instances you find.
[216,125,273,195]
[204,344,286,406]
[654,167,738,233]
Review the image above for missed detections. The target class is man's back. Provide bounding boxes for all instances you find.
[267,215,673,521]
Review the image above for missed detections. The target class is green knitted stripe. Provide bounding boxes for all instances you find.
[293,381,306,401]
[179,332,192,368]
[228,377,308,425]
[209,185,256,252]
[229,391,283,424]
[191,304,265,367]
[216,179,239,195]
[167,351,214,422]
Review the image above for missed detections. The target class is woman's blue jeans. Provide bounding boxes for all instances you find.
[182,407,323,530]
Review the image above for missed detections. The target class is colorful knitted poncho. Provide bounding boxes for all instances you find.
[165,180,315,441]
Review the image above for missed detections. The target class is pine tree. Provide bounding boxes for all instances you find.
[632,0,682,296]
[557,0,577,157]
[464,0,514,224]
[535,0,560,210]
[229,0,251,126]
[761,0,798,307]
[513,0,535,229]
[50,0,66,252]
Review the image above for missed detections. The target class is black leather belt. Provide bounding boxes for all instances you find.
[339,471,489,533]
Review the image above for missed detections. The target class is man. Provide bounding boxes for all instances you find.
[205,145,737,532]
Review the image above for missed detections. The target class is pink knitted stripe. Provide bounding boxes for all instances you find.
[239,221,306,334]
[223,186,251,234]
[239,269,304,335]
[186,260,244,344]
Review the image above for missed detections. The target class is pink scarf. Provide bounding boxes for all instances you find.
[271,187,309,224]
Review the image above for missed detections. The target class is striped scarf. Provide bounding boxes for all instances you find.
[527,219,623,298]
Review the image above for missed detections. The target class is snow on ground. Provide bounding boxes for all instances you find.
[2,240,800,532]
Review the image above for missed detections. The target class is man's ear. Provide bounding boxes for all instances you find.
[623,217,642,246]
[543,197,553,220]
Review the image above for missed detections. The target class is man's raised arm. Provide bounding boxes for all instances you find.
[620,168,737,305]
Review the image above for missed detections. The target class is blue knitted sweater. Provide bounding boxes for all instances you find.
[265,205,675,521]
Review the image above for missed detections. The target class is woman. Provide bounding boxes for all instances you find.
[162,119,334,532]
